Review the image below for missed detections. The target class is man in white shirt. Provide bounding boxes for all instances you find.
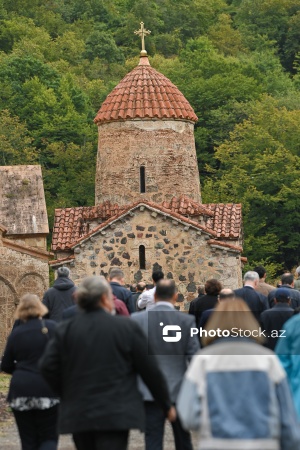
[138,270,164,310]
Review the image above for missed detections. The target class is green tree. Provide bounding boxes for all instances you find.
[203,96,300,270]
[0,109,37,164]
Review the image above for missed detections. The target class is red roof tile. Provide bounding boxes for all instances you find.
[204,203,242,239]
[94,56,198,124]
[52,198,242,251]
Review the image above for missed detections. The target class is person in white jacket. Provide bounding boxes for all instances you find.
[138,270,164,310]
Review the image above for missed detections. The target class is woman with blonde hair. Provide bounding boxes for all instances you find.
[177,299,300,450]
[1,294,58,450]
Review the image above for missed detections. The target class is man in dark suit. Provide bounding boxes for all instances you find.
[132,279,199,450]
[40,276,175,450]
[234,271,268,321]
[268,273,300,309]
[260,288,294,350]
[188,284,205,317]
[188,279,222,327]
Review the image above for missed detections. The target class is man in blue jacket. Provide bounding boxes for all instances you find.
[109,268,135,313]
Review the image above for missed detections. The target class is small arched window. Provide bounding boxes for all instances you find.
[139,245,146,270]
[140,166,146,193]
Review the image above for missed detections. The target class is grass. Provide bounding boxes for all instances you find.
[0,374,12,428]
[0,374,10,395]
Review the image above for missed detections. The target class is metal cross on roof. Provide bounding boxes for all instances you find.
[134,22,151,56]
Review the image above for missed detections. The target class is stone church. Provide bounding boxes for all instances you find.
[0,165,51,351]
[51,28,244,310]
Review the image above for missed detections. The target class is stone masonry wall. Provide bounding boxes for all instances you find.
[95,120,202,205]
[0,243,49,353]
[61,209,242,310]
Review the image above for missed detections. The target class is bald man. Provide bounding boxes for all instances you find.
[199,288,235,329]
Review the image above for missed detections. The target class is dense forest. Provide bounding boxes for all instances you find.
[0,0,300,276]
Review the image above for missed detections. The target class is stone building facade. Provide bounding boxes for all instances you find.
[0,165,51,352]
[51,53,244,309]
[51,202,243,311]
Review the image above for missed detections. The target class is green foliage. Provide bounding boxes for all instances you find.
[0,0,299,271]
[0,110,37,164]
[202,96,300,270]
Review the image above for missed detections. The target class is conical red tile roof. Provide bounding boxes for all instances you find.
[94,56,198,124]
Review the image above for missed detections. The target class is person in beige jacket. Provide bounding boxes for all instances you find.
[254,265,275,297]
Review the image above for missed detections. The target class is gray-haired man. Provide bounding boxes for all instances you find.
[234,271,268,321]
[43,267,76,322]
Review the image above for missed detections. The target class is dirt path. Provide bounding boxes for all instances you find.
[0,416,199,449]
[0,377,198,450]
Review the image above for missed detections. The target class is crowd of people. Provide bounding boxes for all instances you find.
[1,264,300,450]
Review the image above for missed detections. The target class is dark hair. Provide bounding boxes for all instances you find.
[130,284,137,292]
[219,291,235,301]
[155,280,176,300]
[281,273,294,286]
[253,266,266,279]
[205,279,222,296]
[276,295,290,304]
[146,284,154,290]
[137,282,146,292]
[152,270,164,283]
[77,276,110,311]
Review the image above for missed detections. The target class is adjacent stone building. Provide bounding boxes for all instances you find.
[0,165,51,351]
[51,49,244,310]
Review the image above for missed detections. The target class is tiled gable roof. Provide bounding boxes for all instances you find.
[52,198,242,251]
[204,203,242,240]
[161,195,214,217]
[94,56,198,124]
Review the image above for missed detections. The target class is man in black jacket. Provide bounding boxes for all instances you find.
[189,279,222,327]
[40,276,175,450]
[268,273,300,309]
[42,267,76,322]
[109,267,135,313]
[260,288,294,350]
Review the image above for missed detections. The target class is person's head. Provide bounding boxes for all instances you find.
[203,299,263,346]
[152,270,164,285]
[57,266,70,278]
[77,276,114,313]
[281,273,294,287]
[15,294,48,322]
[218,289,235,302]
[136,282,146,293]
[296,267,300,278]
[205,279,222,296]
[130,284,137,292]
[253,266,266,281]
[197,285,205,296]
[109,268,125,285]
[274,288,291,305]
[154,279,177,304]
[243,271,259,288]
